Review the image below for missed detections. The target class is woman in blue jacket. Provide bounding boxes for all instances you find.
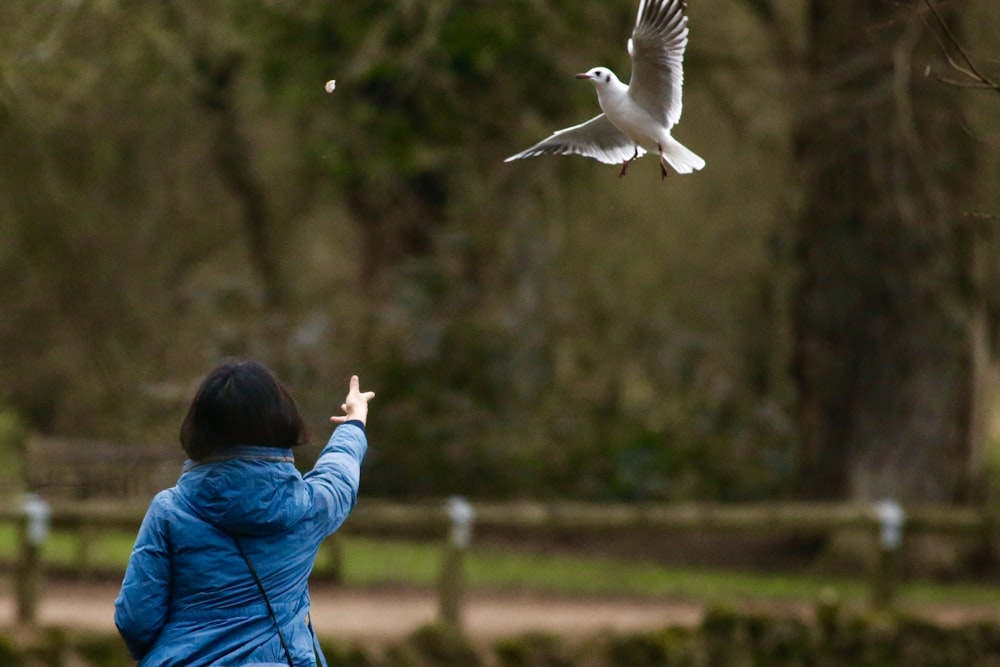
[115,360,374,666]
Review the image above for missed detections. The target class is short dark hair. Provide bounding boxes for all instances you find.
[179,360,309,461]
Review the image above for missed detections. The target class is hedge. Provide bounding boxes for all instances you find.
[4,604,1000,667]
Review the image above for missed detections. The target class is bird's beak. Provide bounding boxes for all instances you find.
[575,73,591,80]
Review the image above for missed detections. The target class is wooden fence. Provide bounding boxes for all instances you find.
[1,495,996,629]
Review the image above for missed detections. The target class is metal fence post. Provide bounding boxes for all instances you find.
[17,493,50,625]
[438,496,475,628]
[872,500,904,609]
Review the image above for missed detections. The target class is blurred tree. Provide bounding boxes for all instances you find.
[0,1,196,435]
[789,0,982,502]
[226,0,659,495]
[2,0,995,502]
[155,1,289,310]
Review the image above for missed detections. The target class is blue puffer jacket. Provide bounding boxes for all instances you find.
[115,421,367,666]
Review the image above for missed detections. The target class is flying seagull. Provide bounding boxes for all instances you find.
[505,0,704,179]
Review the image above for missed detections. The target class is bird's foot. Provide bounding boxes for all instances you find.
[657,144,670,180]
[619,146,641,178]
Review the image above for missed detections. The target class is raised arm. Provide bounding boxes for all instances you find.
[305,375,375,535]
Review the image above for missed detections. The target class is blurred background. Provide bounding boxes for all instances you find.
[6,5,1000,663]
[1,0,999,512]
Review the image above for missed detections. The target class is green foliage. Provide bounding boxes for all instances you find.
[604,632,673,667]
[7,607,1000,666]
[325,643,377,667]
[0,635,19,667]
[495,632,574,667]
[0,0,802,499]
[385,624,483,667]
[0,631,133,667]
[0,0,997,502]
[326,612,1000,666]
[73,636,133,667]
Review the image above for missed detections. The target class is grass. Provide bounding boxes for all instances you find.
[319,535,1000,610]
[4,524,1000,611]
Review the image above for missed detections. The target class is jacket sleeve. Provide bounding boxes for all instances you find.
[114,491,173,660]
[303,420,368,536]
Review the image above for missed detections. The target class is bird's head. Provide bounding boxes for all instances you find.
[575,67,618,87]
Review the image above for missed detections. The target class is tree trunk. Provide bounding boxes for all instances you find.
[792,1,981,503]
[195,49,286,310]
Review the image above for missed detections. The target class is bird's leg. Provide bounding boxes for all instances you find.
[657,143,669,180]
[618,146,640,178]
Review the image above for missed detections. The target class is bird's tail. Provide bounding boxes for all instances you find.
[660,138,706,175]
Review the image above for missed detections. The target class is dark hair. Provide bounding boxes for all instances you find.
[179,360,309,461]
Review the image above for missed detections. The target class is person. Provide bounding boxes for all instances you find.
[115,360,374,666]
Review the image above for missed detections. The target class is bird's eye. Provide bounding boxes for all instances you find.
[605,74,610,83]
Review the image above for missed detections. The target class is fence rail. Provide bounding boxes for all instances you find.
[1,497,986,534]
[1,496,995,628]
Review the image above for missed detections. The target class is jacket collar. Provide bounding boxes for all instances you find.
[183,446,295,472]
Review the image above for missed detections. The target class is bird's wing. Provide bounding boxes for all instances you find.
[505,114,645,165]
[627,0,689,129]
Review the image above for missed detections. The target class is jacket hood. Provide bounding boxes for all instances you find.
[174,446,310,536]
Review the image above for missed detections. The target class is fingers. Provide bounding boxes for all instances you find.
[329,375,374,423]
[347,376,375,398]
[347,376,375,402]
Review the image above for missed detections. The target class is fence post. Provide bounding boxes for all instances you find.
[75,518,96,579]
[320,535,344,584]
[872,500,904,609]
[17,493,50,625]
[438,496,475,629]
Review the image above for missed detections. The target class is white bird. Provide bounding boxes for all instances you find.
[505,0,705,179]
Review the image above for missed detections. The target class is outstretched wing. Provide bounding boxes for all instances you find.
[505,114,645,165]
[627,0,689,129]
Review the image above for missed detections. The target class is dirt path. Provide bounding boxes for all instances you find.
[6,580,998,649]
[0,581,704,643]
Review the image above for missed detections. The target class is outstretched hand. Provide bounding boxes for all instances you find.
[330,375,375,426]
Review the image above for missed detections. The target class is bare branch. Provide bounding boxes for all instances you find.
[929,71,996,89]
[920,0,1000,93]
